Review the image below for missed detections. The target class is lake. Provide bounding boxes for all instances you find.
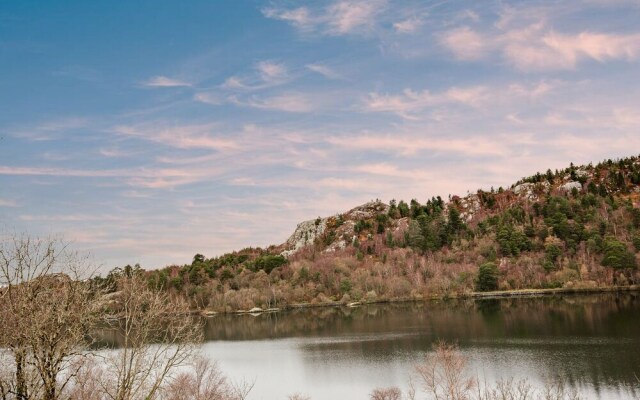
[201,292,640,400]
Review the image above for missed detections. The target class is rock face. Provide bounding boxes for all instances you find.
[280,200,390,257]
[281,217,328,257]
[560,181,582,192]
[459,195,481,222]
[344,200,389,219]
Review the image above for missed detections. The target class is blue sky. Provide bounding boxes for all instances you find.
[2,0,640,271]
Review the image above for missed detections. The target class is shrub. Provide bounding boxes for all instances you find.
[476,262,499,292]
[340,278,352,293]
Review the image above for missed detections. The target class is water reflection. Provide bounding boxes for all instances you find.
[203,293,640,399]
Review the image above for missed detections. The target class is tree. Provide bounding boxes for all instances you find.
[95,274,204,400]
[476,262,499,292]
[0,234,102,400]
[0,234,205,400]
[601,237,636,269]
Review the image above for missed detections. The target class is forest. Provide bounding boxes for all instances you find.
[95,155,640,313]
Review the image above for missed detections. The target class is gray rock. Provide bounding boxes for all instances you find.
[560,181,582,192]
[281,217,327,257]
[513,183,533,195]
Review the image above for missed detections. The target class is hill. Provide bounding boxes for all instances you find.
[101,155,640,312]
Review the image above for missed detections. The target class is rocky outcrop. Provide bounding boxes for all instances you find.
[560,181,582,192]
[280,200,390,257]
[344,200,389,219]
[513,181,550,201]
[281,217,328,257]
[459,195,481,222]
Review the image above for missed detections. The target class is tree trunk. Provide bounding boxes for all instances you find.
[15,349,27,400]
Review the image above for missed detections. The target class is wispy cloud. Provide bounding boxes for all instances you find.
[222,61,289,90]
[326,0,386,35]
[262,7,314,31]
[230,93,316,113]
[393,16,423,34]
[440,27,488,61]
[441,21,640,70]
[113,123,238,151]
[193,92,222,105]
[142,75,192,88]
[0,198,18,207]
[257,60,287,82]
[99,147,136,158]
[363,86,488,119]
[0,165,216,189]
[8,117,88,141]
[306,63,342,79]
[263,0,387,36]
[326,134,507,157]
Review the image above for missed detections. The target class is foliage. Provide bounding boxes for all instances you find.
[476,262,499,292]
[601,237,637,269]
[106,154,640,311]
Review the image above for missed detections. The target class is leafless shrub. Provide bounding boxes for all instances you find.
[539,380,580,400]
[476,377,533,400]
[370,386,402,400]
[287,393,311,400]
[414,342,476,400]
[405,342,583,400]
[164,357,242,400]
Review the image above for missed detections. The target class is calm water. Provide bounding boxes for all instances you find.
[201,293,640,400]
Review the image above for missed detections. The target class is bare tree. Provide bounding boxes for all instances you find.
[0,234,101,400]
[95,274,203,400]
[287,394,311,400]
[414,342,476,400]
[370,387,402,400]
[164,356,254,400]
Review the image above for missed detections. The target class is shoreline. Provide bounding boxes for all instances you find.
[201,284,640,316]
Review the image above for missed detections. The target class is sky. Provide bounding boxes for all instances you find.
[1,0,640,271]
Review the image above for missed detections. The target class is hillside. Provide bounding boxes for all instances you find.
[101,155,640,312]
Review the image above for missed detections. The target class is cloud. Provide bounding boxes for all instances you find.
[326,0,386,35]
[393,16,423,34]
[363,86,488,119]
[9,117,88,141]
[440,27,488,61]
[441,21,640,70]
[262,7,314,31]
[98,147,136,158]
[326,134,507,157]
[263,0,387,36]
[256,61,287,82]
[221,76,248,89]
[113,123,238,151]
[0,164,217,190]
[142,76,192,88]
[306,63,342,79]
[0,198,18,207]
[222,61,289,91]
[193,92,222,105]
[230,93,316,113]
[507,81,555,98]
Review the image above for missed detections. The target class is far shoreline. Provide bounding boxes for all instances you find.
[200,284,640,316]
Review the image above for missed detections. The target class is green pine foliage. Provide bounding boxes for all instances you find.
[476,262,499,291]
